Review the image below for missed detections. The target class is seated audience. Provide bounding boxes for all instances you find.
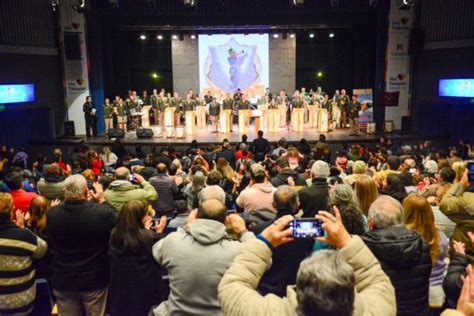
[298,160,329,217]
[328,184,366,235]
[168,199,189,228]
[218,207,396,315]
[380,174,408,203]
[0,192,47,315]
[183,171,206,210]
[373,155,401,184]
[5,171,37,217]
[104,167,158,212]
[46,175,117,315]
[236,164,276,213]
[362,195,432,316]
[343,160,367,186]
[149,163,179,216]
[271,158,307,188]
[152,199,254,315]
[109,200,167,316]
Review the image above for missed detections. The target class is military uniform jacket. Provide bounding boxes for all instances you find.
[292,99,304,109]
[182,100,195,112]
[157,97,167,112]
[222,98,233,110]
[348,101,361,119]
[339,95,350,111]
[150,94,159,109]
[104,104,113,119]
[237,100,250,110]
[170,97,181,112]
[209,102,221,117]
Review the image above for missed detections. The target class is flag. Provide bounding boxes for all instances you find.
[378,91,399,107]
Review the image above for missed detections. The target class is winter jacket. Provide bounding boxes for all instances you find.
[104,180,158,212]
[271,169,307,189]
[37,176,65,200]
[298,178,329,217]
[440,183,474,257]
[362,226,432,316]
[443,252,471,306]
[236,182,276,212]
[152,219,255,315]
[217,236,396,316]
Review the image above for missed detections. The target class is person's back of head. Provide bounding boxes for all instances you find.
[439,166,455,183]
[352,160,366,175]
[199,185,226,205]
[250,164,266,183]
[115,167,131,181]
[296,250,355,316]
[257,130,264,138]
[311,160,330,179]
[44,164,61,177]
[273,185,298,216]
[156,163,167,174]
[387,156,400,171]
[207,170,222,186]
[175,200,188,214]
[144,156,154,168]
[5,172,23,191]
[368,195,403,230]
[197,198,227,223]
[110,200,148,254]
[63,174,88,200]
[168,163,178,176]
[398,172,414,187]
[0,192,13,222]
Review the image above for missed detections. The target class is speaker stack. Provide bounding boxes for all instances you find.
[136,128,153,139]
[108,128,125,139]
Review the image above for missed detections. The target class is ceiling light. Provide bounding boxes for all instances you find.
[139,34,146,40]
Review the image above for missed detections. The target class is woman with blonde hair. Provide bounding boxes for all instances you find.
[215,157,239,195]
[452,161,467,183]
[102,146,118,172]
[403,193,448,310]
[354,175,378,217]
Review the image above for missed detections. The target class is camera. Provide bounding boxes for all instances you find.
[289,219,324,238]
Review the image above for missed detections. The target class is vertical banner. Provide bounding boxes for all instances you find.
[353,88,373,131]
[385,0,413,129]
[59,0,90,135]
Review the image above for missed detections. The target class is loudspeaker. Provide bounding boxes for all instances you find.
[64,121,75,137]
[401,116,412,134]
[108,128,125,139]
[136,128,153,138]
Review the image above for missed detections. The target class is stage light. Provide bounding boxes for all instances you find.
[172,34,178,40]
[317,71,323,78]
[309,33,315,38]
[139,34,147,40]
[190,34,196,40]
[273,33,279,38]
[157,34,163,40]
[184,0,195,6]
[151,72,159,79]
[329,32,335,38]
[289,33,295,38]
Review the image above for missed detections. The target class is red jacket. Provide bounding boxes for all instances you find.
[91,159,103,177]
[10,189,37,217]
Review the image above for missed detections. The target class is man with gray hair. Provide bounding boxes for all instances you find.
[198,185,226,205]
[218,206,396,315]
[47,175,117,315]
[298,160,330,217]
[362,195,432,316]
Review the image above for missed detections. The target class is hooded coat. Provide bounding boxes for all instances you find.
[236,182,276,212]
[152,219,254,315]
[362,226,432,316]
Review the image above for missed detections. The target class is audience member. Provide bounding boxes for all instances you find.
[5,171,38,217]
[167,199,189,228]
[37,164,65,200]
[354,175,379,216]
[252,130,270,162]
[298,160,329,217]
[149,163,179,216]
[236,164,276,213]
[380,174,408,203]
[362,195,432,316]
[104,167,158,212]
[183,171,206,210]
[328,184,366,235]
[343,160,367,186]
[271,158,306,188]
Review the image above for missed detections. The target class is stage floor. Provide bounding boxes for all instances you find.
[47,124,434,147]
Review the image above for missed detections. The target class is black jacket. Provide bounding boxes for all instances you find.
[298,178,329,217]
[271,169,307,188]
[252,216,313,297]
[252,138,270,161]
[47,200,117,292]
[362,226,432,316]
[443,252,471,305]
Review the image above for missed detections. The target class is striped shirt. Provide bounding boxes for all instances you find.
[0,221,47,315]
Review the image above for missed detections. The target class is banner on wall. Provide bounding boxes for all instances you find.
[59,0,90,135]
[353,88,373,131]
[385,0,413,129]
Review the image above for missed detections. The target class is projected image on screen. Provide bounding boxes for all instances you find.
[439,79,474,98]
[199,34,269,100]
[0,84,35,104]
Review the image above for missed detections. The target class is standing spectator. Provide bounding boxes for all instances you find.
[236,164,276,213]
[252,186,313,297]
[343,160,367,186]
[109,200,167,316]
[168,200,189,228]
[373,155,401,184]
[47,175,117,316]
[271,138,288,157]
[271,158,307,188]
[12,147,28,169]
[0,193,47,315]
[363,195,432,316]
[252,130,270,162]
[183,171,206,211]
[149,163,179,216]
[354,175,379,216]
[5,171,37,217]
[104,167,158,212]
[328,184,366,236]
[216,140,235,166]
[298,160,329,217]
[37,164,65,200]
[87,149,103,177]
[403,194,449,311]
[52,148,71,176]
[152,199,254,315]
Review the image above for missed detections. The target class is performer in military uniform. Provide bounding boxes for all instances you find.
[208,97,221,133]
[150,89,159,125]
[141,90,149,105]
[103,98,113,133]
[339,89,350,128]
[116,98,127,131]
[222,92,234,133]
[170,92,182,126]
[237,94,251,134]
[291,91,305,132]
[348,95,361,136]
[156,90,167,130]
[277,90,289,128]
[183,93,196,135]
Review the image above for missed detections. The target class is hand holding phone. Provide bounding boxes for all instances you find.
[289,219,324,238]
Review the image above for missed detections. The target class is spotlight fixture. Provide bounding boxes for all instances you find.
[309,32,315,38]
[317,71,323,78]
[157,34,163,40]
[329,32,335,38]
[151,72,159,79]
[172,34,178,40]
[190,34,196,40]
[72,0,86,13]
[139,34,147,40]
[289,33,296,38]
[273,33,279,39]
[52,0,59,11]
[292,0,304,5]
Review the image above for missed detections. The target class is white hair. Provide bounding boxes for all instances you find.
[368,195,403,228]
[63,174,87,200]
[199,185,226,205]
[311,160,330,178]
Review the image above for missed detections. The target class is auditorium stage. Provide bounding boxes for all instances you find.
[39,124,445,148]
